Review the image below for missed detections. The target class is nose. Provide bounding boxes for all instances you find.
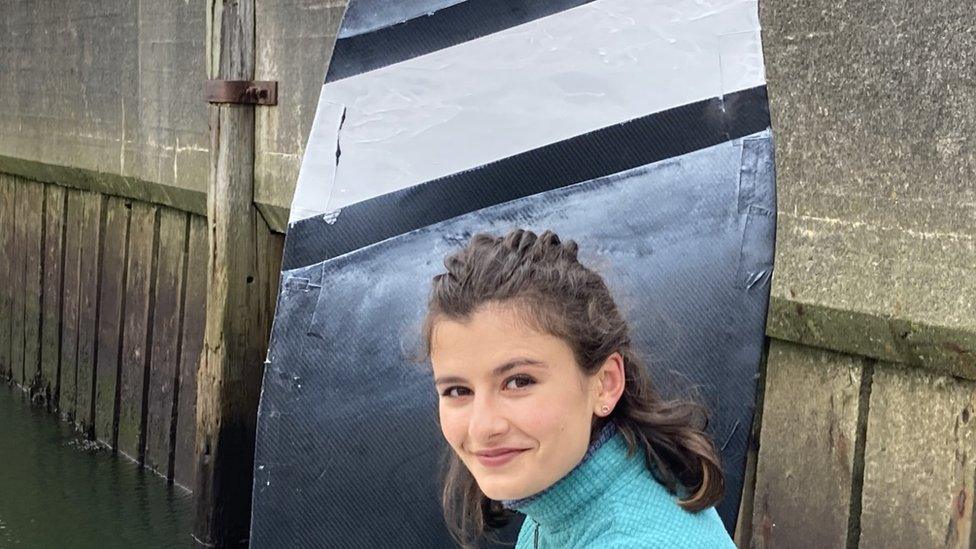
[468,391,510,445]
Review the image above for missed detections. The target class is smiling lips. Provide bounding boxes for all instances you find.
[474,448,529,467]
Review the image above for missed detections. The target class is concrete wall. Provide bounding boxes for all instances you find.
[0,1,209,214]
[254,0,346,230]
[745,0,976,547]
[0,0,346,232]
[762,0,976,372]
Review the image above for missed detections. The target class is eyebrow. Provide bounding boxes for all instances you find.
[433,358,546,386]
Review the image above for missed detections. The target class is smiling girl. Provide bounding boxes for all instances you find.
[423,229,734,548]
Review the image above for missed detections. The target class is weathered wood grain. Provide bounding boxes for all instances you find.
[40,185,67,407]
[74,193,103,433]
[0,175,15,379]
[21,181,45,393]
[196,0,269,543]
[256,225,284,331]
[174,214,207,490]
[734,339,770,547]
[94,197,131,447]
[266,233,284,315]
[751,339,869,548]
[144,208,188,478]
[859,366,976,548]
[10,180,27,385]
[118,202,159,462]
[59,190,85,419]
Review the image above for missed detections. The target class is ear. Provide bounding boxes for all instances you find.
[593,352,626,415]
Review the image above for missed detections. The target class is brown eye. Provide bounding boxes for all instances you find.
[442,386,471,398]
[505,374,536,390]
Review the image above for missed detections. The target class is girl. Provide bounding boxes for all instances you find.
[423,229,734,548]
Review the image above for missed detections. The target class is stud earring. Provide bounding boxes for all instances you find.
[600,405,610,415]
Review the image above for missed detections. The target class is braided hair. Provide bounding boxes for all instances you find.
[421,229,723,548]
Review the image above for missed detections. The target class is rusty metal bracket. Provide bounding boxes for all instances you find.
[206,80,278,106]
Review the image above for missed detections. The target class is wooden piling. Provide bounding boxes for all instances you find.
[194,0,274,545]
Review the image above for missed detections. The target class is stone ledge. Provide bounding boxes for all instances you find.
[767,211,976,380]
[767,295,976,380]
[0,156,207,217]
[255,201,290,235]
[0,156,298,234]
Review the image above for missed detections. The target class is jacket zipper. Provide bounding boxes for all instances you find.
[533,519,539,548]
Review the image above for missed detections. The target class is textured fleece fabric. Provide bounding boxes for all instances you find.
[500,422,734,548]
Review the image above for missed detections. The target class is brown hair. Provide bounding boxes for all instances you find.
[421,228,724,548]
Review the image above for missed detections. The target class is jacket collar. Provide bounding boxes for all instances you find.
[499,421,636,529]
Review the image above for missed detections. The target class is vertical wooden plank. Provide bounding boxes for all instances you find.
[40,185,67,407]
[10,179,27,385]
[751,339,867,548]
[254,217,274,345]
[260,230,284,329]
[174,215,207,489]
[859,366,976,548]
[118,202,159,462]
[75,193,104,433]
[95,198,131,447]
[734,338,770,546]
[59,190,84,419]
[0,175,13,379]
[268,233,284,308]
[22,182,45,393]
[144,208,188,478]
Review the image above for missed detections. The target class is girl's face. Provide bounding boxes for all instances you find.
[430,304,612,501]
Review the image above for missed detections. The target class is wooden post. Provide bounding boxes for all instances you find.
[195,0,270,546]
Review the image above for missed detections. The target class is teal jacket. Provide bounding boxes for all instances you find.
[500,422,734,548]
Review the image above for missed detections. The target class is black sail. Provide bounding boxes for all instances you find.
[252,0,776,546]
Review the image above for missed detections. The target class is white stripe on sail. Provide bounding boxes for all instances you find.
[290,0,765,224]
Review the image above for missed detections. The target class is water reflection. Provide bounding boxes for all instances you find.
[0,386,194,548]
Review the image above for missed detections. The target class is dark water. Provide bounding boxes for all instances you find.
[0,385,194,548]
